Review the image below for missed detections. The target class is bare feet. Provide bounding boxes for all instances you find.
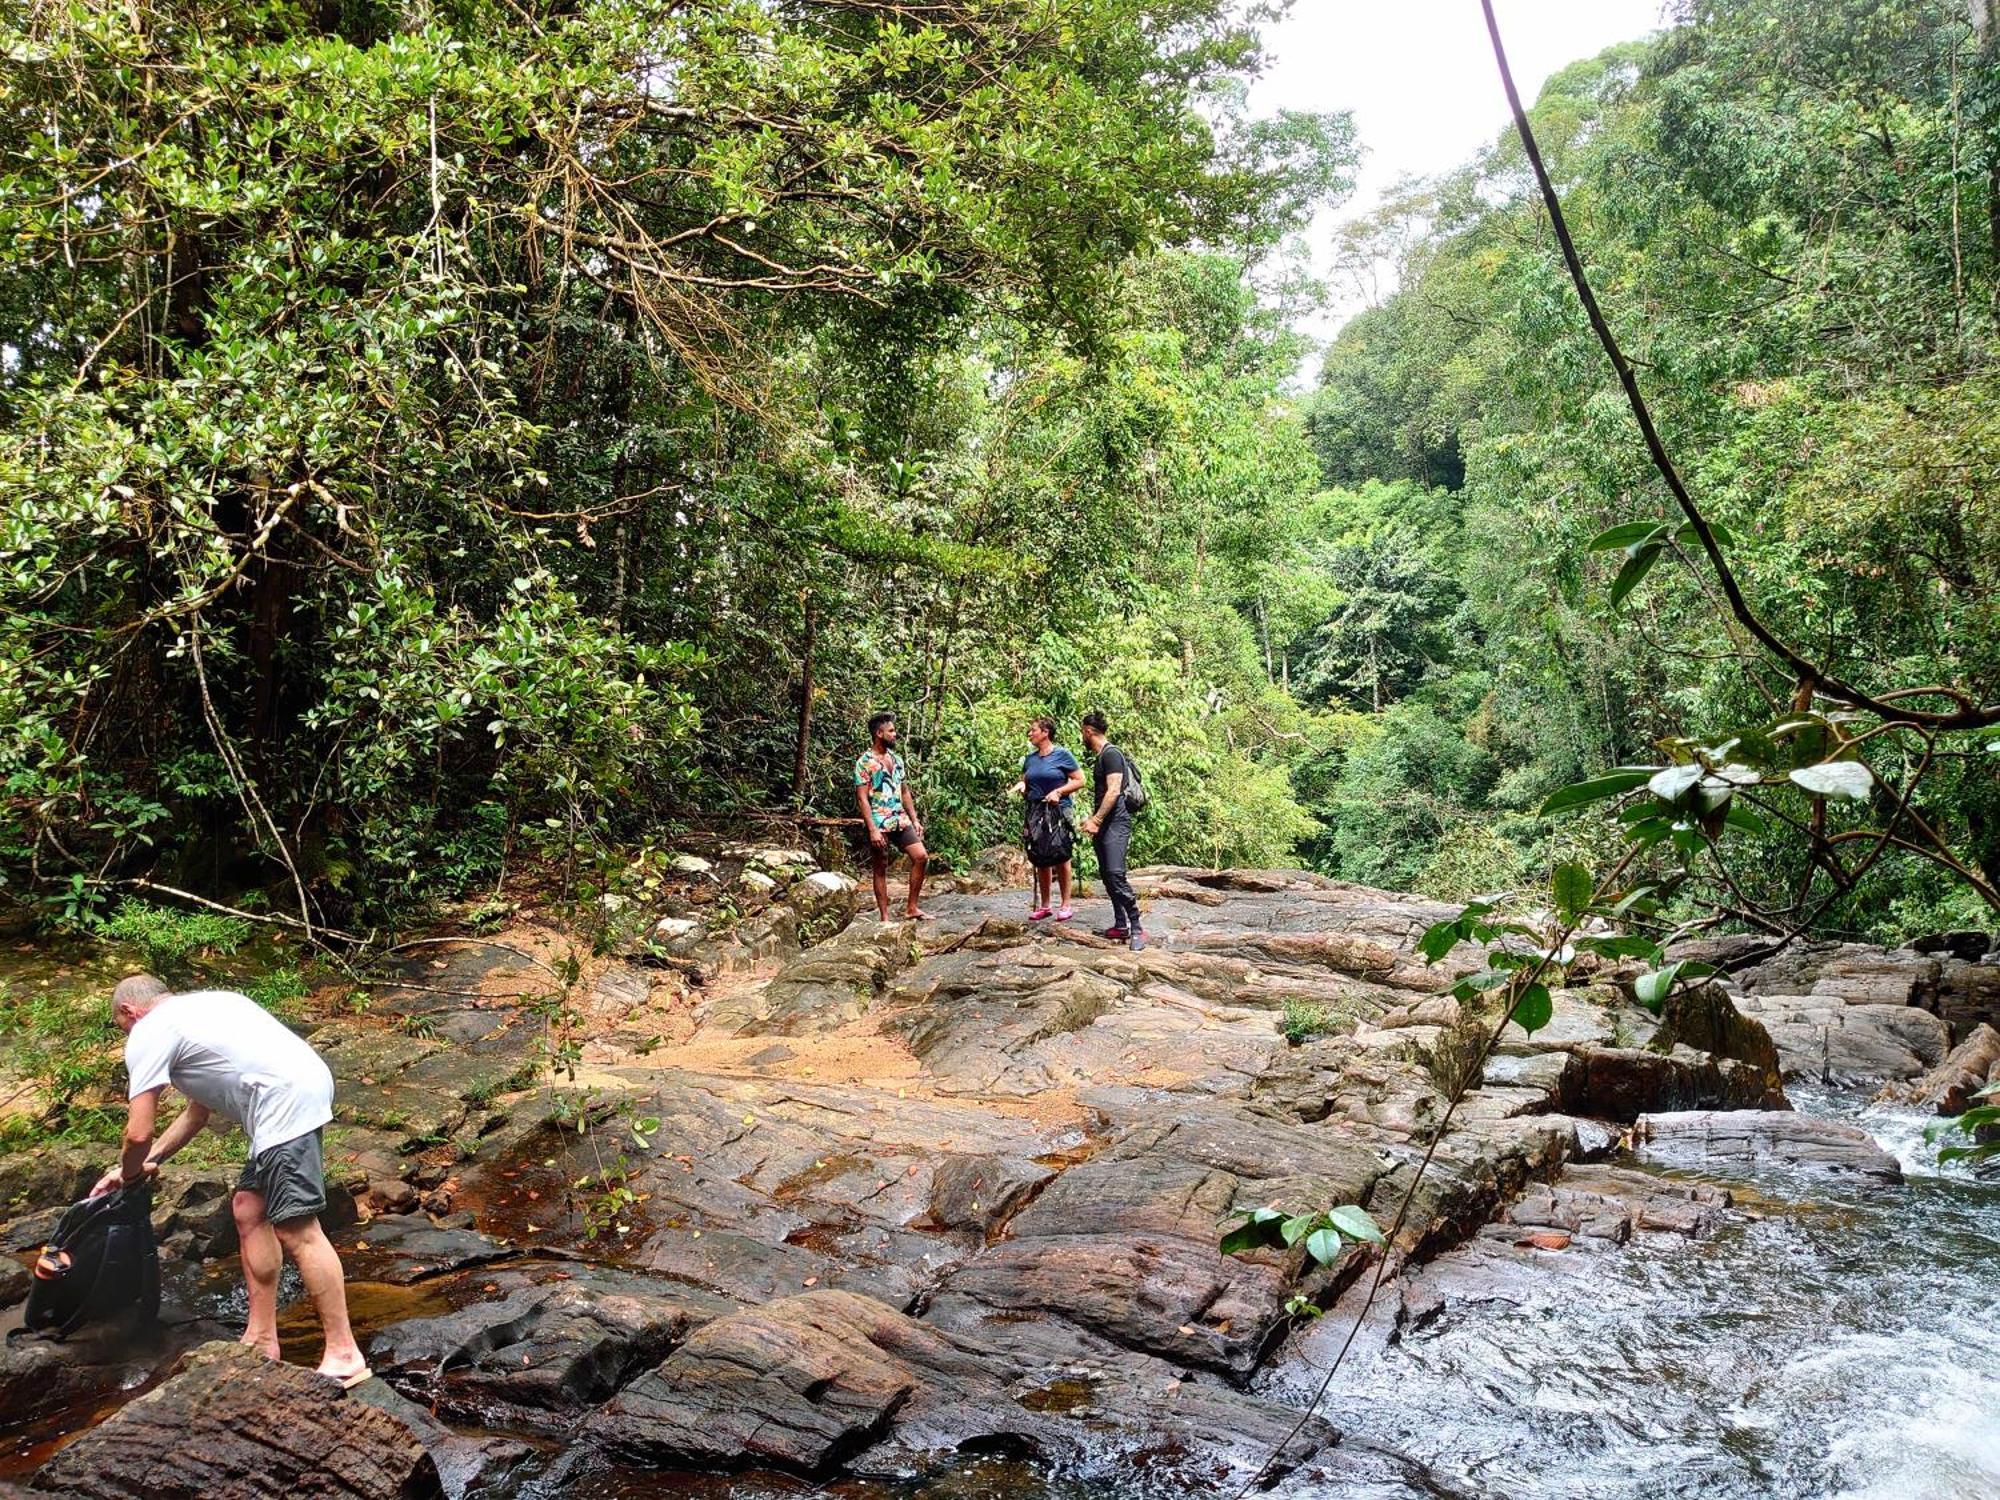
[238,1330,280,1361]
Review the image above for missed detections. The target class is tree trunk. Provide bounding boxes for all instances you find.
[793,595,816,810]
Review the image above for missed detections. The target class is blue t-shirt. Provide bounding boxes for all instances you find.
[1023,746,1081,809]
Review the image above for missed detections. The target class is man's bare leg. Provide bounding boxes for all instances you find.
[272,1215,367,1380]
[905,844,929,916]
[231,1190,282,1360]
[870,846,891,920]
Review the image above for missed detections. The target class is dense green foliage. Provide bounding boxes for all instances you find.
[0,0,1355,925]
[2,0,1993,943]
[1301,0,2000,937]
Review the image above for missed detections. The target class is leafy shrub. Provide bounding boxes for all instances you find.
[1281,997,1336,1043]
[1415,821,1527,903]
[244,966,310,1021]
[99,900,250,971]
[0,984,123,1142]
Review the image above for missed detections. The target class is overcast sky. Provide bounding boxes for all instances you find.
[1248,0,1667,341]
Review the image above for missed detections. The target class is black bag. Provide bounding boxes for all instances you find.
[1120,752,1149,813]
[1023,800,1076,869]
[20,1183,159,1341]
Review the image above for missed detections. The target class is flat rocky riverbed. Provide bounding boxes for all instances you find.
[3,852,1994,1498]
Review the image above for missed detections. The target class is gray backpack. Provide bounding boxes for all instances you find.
[1119,749,1149,813]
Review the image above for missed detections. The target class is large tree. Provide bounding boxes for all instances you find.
[0,0,1353,925]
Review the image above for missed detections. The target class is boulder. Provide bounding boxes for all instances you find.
[1565,1043,1783,1121]
[0,1143,98,1216]
[1489,1165,1731,1247]
[150,1170,238,1259]
[28,1342,443,1499]
[921,1152,1052,1238]
[723,922,908,1036]
[583,1290,1049,1475]
[1651,981,1783,1086]
[368,1268,733,1426]
[791,869,859,927]
[1634,1110,1902,1183]
[1909,931,1993,962]
[1875,1022,2000,1115]
[1733,994,1949,1085]
[1738,941,1938,1005]
[1936,957,2000,1040]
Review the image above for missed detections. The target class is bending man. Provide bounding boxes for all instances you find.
[93,973,368,1386]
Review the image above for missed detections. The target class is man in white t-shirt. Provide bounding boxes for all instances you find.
[90,973,368,1386]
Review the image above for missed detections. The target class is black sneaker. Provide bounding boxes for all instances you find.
[1129,930,1147,952]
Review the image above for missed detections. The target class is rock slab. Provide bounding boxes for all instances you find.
[28,1341,443,1499]
[1634,1110,1902,1183]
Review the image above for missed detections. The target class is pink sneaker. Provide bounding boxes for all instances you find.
[1054,907,1074,922]
[1029,906,1053,921]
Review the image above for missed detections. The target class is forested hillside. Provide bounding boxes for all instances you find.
[2,0,1996,944]
[1304,0,2000,939]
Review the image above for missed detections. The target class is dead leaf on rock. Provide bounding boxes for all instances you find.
[1517,1230,1572,1251]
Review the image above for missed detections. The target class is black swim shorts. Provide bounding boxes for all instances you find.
[237,1127,328,1226]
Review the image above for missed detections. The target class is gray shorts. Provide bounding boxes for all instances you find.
[238,1128,327,1226]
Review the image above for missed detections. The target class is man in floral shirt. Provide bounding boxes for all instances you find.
[854,711,931,921]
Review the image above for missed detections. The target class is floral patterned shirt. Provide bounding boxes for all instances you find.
[854,749,908,832]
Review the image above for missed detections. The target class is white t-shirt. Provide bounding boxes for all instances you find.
[124,990,334,1157]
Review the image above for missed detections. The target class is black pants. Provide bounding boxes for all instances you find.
[1094,811,1140,930]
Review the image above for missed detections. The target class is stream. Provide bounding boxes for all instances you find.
[1302,1090,2000,1500]
[508,1091,2000,1500]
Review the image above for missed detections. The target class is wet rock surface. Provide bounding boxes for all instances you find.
[0,860,1941,1495]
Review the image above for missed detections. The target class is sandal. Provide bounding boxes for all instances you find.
[1053,907,1074,922]
[1029,906,1053,921]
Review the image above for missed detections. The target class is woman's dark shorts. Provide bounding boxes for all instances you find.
[237,1128,327,1226]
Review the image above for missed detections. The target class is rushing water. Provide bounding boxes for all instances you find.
[1304,1090,2000,1500]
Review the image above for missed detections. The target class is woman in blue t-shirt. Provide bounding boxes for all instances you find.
[1009,715,1084,921]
